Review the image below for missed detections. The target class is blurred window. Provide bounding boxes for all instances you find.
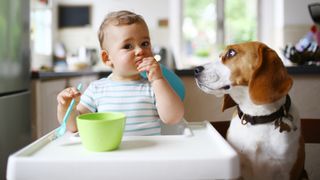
[30,0,52,56]
[181,0,257,68]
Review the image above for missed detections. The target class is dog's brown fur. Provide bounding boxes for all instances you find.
[195,42,308,180]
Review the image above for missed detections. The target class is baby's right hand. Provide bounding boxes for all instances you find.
[57,87,82,108]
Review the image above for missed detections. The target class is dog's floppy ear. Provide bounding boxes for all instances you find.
[222,94,237,112]
[249,44,293,104]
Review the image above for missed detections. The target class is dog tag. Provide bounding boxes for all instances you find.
[275,118,291,133]
[286,114,298,131]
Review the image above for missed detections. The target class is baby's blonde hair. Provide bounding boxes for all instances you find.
[98,10,147,49]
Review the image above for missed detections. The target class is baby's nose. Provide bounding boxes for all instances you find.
[135,46,144,56]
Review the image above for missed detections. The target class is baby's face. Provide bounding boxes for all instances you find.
[104,23,153,80]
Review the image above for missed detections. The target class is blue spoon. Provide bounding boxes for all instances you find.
[52,83,83,140]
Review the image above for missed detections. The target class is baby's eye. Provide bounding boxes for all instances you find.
[141,41,150,48]
[123,44,133,50]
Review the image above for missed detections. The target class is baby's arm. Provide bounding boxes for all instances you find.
[152,78,184,124]
[137,57,184,124]
[57,87,91,132]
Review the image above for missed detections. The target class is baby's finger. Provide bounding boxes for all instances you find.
[137,58,157,71]
[66,87,81,98]
[57,87,81,105]
[74,96,81,105]
[57,94,67,105]
[69,87,81,93]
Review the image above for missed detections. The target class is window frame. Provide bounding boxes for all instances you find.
[169,0,260,70]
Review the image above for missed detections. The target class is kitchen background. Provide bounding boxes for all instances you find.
[1,0,320,179]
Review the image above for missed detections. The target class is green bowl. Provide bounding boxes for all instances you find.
[76,112,126,152]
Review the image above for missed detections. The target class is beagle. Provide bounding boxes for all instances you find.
[194,41,308,180]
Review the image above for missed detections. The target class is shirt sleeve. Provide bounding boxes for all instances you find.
[80,82,97,112]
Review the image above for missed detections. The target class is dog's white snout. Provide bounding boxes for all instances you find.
[202,72,219,83]
[195,65,220,85]
[195,61,232,94]
[201,63,222,83]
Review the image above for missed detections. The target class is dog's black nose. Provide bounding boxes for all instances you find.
[194,66,204,76]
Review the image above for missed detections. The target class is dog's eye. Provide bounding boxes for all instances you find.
[226,49,236,58]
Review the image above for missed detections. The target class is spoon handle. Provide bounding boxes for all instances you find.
[51,83,83,140]
[61,83,83,128]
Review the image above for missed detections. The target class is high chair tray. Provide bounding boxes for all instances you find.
[7,121,240,180]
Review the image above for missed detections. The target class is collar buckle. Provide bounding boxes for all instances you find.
[240,114,248,125]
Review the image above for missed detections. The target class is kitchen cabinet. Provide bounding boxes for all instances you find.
[31,75,98,139]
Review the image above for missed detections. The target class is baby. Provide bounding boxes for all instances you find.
[57,10,184,136]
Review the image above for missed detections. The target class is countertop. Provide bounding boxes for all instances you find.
[31,70,111,80]
[31,65,320,80]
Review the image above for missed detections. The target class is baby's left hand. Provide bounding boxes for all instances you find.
[137,57,163,82]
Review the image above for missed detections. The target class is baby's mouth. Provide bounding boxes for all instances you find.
[135,59,143,67]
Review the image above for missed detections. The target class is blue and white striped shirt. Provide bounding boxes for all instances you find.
[80,75,161,136]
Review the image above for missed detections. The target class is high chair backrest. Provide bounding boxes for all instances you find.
[140,64,185,101]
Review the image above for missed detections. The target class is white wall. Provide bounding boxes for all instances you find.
[284,0,316,25]
[260,0,319,52]
[283,0,319,46]
[54,0,170,56]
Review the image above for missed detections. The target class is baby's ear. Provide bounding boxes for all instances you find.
[101,50,112,67]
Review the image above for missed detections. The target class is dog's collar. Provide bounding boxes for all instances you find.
[237,95,291,125]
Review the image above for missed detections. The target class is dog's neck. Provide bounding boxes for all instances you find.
[229,86,286,116]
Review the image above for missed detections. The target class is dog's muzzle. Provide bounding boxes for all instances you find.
[194,63,232,96]
[194,66,204,77]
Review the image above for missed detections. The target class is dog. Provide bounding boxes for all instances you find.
[194,41,307,180]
